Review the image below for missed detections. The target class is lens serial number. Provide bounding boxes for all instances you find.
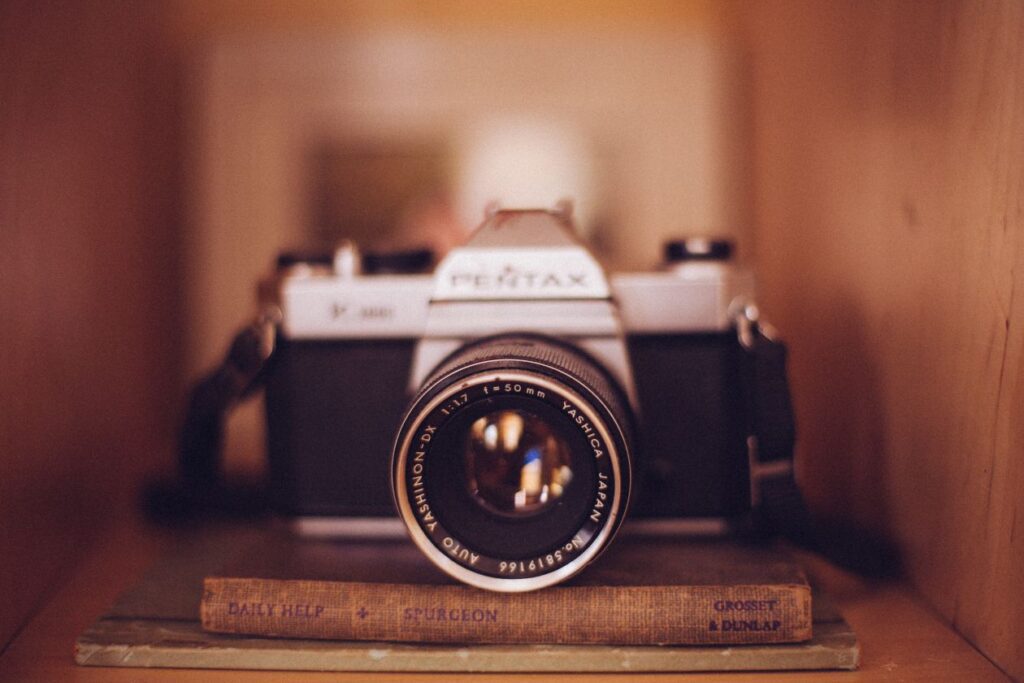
[499,552,563,575]
[497,536,585,574]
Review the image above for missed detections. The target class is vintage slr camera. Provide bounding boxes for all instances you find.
[259,207,795,591]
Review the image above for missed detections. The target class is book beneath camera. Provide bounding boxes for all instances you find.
[76,525,859,672]
[201,533,812,646]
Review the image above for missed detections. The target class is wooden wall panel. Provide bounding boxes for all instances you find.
[0,3,183,649]
[742,2,1023,678]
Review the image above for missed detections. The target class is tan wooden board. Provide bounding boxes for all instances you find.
[740,2,1024,678]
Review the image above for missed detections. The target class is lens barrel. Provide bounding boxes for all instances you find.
[391,336,633,591]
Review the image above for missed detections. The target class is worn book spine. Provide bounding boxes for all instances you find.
[201,577,812,645]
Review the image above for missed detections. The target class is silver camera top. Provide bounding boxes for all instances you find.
[268,208,752,336]
[263,208,753,399]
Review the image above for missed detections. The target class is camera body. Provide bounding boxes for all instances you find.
[262,208,760,533]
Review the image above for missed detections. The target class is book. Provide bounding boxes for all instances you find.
[199,531,812,646]
[76,524,859,672]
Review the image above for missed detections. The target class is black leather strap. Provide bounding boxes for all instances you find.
[147,313,898,573]
[143,316,276,523]
[738,322,899,575]
[743,327,796,463]
[737,323,814,544]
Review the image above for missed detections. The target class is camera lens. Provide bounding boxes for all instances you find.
[392,336,633,592]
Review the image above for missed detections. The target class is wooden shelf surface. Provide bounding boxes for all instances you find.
[0,520,1008,682]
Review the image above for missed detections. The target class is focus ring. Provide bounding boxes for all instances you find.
[419,335,633,443]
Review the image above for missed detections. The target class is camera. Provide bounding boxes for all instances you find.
[259,207,794,591]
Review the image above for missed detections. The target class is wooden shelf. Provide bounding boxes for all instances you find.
[0,519,1008,682]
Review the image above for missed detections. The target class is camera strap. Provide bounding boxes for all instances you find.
[150,306,896,574]
[735,305,816,548]
[143,312,278,522]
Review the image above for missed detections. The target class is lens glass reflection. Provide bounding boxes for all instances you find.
[464,409,573,516]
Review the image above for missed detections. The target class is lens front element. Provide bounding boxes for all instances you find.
[465,409,573,516]
[392,337,632,592]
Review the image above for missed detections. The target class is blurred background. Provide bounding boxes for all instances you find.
[2,1,1021,678]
